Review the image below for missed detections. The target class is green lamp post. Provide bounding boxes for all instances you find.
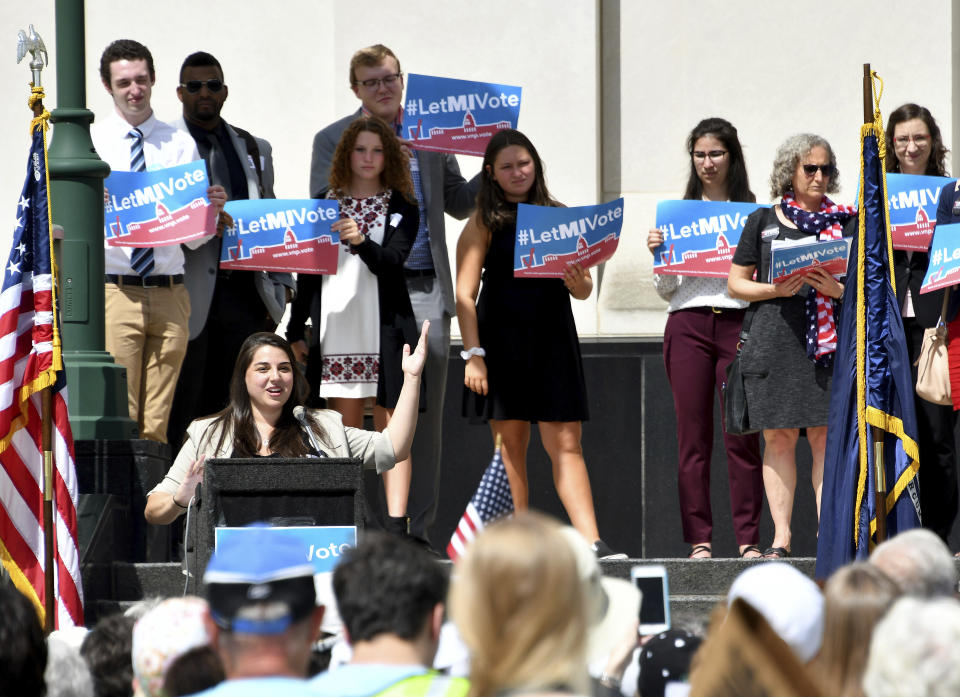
[47,0,135,440]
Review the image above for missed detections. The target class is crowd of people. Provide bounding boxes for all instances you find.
[652,110,960,559]
[4,517,960,697]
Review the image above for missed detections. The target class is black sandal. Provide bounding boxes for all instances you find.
[739,545,762,559]
[688,544,712,559]
[762,546,791,559]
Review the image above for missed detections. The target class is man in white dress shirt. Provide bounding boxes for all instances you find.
[91,39,225,443]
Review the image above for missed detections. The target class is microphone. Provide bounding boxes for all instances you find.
[293,406,326,456]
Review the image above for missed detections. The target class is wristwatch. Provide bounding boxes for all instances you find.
[460,346,486,360]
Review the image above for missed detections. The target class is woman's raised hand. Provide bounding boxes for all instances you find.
[402,320,430,378]
[332,216,365,246]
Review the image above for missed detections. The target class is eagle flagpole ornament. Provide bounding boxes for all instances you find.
[17,24,48,87]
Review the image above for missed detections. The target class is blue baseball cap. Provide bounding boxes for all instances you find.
[204,524,317,635]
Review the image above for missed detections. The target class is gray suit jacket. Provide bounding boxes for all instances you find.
[309,109,480,316]
[174,116,295,339]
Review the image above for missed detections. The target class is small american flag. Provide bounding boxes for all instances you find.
[447,438,514,561]
[0,117,83,627]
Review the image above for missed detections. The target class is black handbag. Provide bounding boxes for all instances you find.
[723,307,759,436]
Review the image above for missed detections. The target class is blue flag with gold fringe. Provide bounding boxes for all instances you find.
[815,112,921,579]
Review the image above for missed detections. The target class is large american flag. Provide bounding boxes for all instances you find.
[447,442,514,561]
[0,119,83,627]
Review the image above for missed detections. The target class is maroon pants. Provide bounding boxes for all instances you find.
[663,307,763,546]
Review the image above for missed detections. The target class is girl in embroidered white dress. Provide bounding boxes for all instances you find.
[321,117,420,534]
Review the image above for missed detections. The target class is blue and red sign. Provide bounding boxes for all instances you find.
[220,199,340,274]
[402,74,521,157]
[887,173,954,251]
[513,199,623,278]
[653,200,763,277]
[104,160,215,247]
[920,222,960,293]
[769,238,851,283]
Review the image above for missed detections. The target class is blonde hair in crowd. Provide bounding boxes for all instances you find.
[449,512,589,697]
[812,563,898,697]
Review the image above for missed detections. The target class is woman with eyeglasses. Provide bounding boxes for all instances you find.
[727,134,855,558]
[647,117,764,560]
[886,104,958,545]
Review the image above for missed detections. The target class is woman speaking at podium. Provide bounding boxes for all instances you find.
[143,326,427,525]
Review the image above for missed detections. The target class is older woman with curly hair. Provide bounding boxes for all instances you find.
[727,134,856,558]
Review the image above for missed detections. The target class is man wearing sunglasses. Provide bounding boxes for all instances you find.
[308,44,481,550]
[91,39,226,444]
[166,51,295,448]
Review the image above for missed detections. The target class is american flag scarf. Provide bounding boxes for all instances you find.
[780,192,856,366]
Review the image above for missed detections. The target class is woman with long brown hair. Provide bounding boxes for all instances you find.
[886,104,958,544]
[144,327,427,524]
[456,129,620,558]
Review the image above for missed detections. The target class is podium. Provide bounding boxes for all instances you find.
[185,457,365,593]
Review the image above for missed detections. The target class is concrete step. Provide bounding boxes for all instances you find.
[82,558,815,626]
[112,562,186,600]
[598,557,816,596]
[670,595,725,630]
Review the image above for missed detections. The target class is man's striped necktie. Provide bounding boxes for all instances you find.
[128,127,154,276]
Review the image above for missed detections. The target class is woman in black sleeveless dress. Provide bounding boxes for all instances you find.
[456,129,622,559]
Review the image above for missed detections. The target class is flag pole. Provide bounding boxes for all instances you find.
[863,63,889,544]
[41,389,54,633]
[22,31,57,633]
[33,83,57,635]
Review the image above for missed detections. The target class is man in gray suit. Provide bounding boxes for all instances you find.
[309,44,480,547]
[167,51,295,447]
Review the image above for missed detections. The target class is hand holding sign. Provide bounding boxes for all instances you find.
[332,216,364,246]
[804,266,844,299]
[647,227,664,254]
[562,262,593,299]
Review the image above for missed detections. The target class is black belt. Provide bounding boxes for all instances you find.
[404,268,436,279]
[685,306,745,315]
[105,274,184,288]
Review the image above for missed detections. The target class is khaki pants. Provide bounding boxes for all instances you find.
[105,282,190,443]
